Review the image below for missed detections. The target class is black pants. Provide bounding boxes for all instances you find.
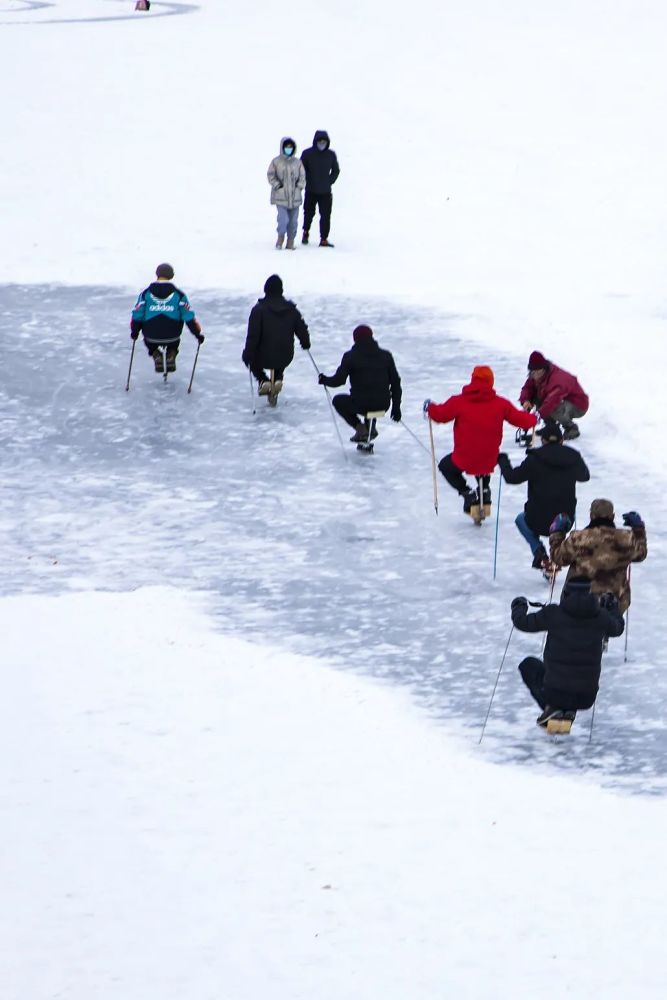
[144,337,179,357]
[303,191,333,239]
[251,365,285,384]
[518,656,595,711]
[332,394,383,429]
[438,453,490,495]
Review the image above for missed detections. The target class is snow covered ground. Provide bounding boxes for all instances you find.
[2,1,667,996]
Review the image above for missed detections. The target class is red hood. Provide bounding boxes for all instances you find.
[461,378,497,401]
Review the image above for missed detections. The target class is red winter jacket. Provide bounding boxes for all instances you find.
[519,361,589,419]
[428,378,537,476]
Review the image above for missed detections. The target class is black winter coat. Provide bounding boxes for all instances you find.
[243,296,310,370]
[511,590,624,706]
[320,338,402,414]
[499,443,589,536]
[301,131,340,194]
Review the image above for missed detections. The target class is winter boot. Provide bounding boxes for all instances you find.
[319,238,334,247]
[536,706,562,728]
[350,423,369,443]
[258,380,272,396]
[276,234,285,249]
[302,230,310,245]
[286,238,296,250]
[546,710,576,735]
[562,423,580,440]
[165,347,177,372]
[462,488,478,515]
[152,349,164,373]
[481,483,492,517]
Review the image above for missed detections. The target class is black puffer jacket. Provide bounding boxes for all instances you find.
[499,443,590,536]
[300,131,340,194]
[243,296,310,370]
[511,588,624,705]
[320,338,402,414]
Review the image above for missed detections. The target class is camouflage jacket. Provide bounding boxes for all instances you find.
[549,522,647,612]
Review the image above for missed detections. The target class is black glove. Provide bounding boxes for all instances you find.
[196,333,205,345]
[391,406,401,423]
[242,350,251,369]
[622,511,644,530]
[511,596,528,612]
[498,452,510,467]
[302,337,311,351]
[131,331,140,341]
[599,592,619,611]
[318,373,327,385]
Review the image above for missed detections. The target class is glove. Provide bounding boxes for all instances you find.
[318,373,326,385]
[497,451,509,465]
[549,513,572,534]
[599,592,619,611]
[131,331,140,341]
[391,407,401,423]
[423,398,432,415]
[521,401,533,411]
[302,337,311,351]
[511,596,528,612]
[622,511,644,530]
[196,333,205,345]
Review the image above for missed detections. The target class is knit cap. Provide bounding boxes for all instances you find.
[528,351,548,370]
[353,325,374,343]
[590,498,614,520]
[264,274,283,297]
[471,365,494,387]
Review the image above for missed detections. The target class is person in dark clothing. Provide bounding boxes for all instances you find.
[301,130,340,247]
[318,325,402,443]
[242,274,310,398]
[130,263,204,373]
[498,419,590,571]
[511,577,624,732]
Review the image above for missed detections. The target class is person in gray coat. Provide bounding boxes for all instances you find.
[267,137,306,250]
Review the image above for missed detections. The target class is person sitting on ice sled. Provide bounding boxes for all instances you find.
[511,577,624,734]
[519,351,589,441]
[549,499,647,614]
[424,366,536,518]
[130,263,204,373]
[317,324,402,443]
[242,274,310,400]
[498,419,590,572]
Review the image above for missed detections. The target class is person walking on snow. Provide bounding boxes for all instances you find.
[511,578,624,733]
[301,130,340,247]
[548,499,646,614]
[267,137,306,250]
[498,418,590,572]
[519,351,589,440]
[130,263,204,373]
[318,325,402,443]
[424,366,536,515]
[242,275,310,398]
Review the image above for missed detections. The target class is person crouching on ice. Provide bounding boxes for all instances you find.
[519,351,589,441]
[511,578,624,733]
[549,499,647,614]
[317,325,402,443]
[424,366,536,516]
[130,263,204,373]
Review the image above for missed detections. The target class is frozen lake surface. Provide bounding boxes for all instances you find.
[1,283,665,792]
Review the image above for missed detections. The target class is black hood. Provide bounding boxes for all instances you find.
[313,130,330,148]
[560,586,600,620]
[259,295,293,315]
[148,281,177,300]
[351,337,379,355]
[530,443,583,470]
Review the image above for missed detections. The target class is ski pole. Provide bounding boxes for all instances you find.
[398,419,431,456]
[187,342,201,394]
[248,369,256,415]
[307,350,347,461]
[428,417,439,516]
[588,700,596,743]
[125,338,137,392]
[624,566,631,663]
[479,625,514,744]
[493,469,502,580]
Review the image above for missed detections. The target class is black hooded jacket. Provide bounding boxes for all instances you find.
[511,588,624,705]
[243,296,310,370]
[499,443,590,536]
[301,131,340,195]
[320,338,402,413]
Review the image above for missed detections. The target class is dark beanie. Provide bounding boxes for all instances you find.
[528,350,548,370]
[562,576,592,598]
[590,498,614,521]
[353,324,373,343]
[537,418,563,442]
[156,262,175,280]
[264,274,283,297]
